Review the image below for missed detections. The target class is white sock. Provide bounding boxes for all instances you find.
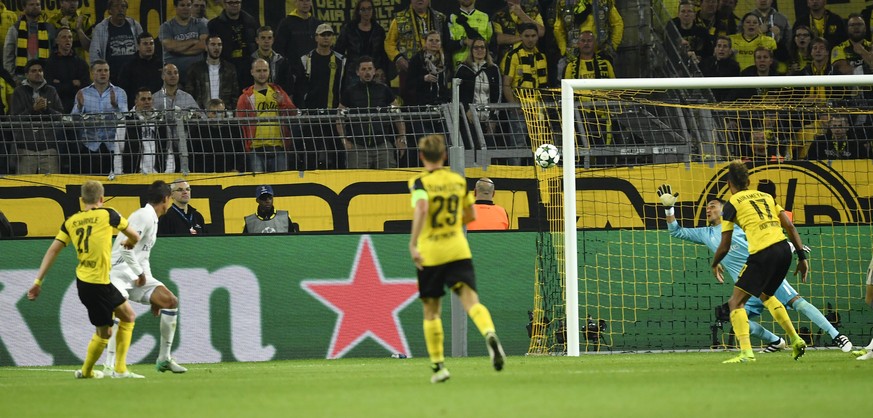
[105,320,119,368]
[793,298,840,339]
[866,337,873,350]
[158,308,179,362]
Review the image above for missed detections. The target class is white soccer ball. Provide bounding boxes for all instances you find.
[534,144,560,168]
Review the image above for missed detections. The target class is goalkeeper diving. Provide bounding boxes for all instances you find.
[656,184,853,353]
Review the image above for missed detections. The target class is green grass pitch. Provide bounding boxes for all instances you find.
[1,350,867,418]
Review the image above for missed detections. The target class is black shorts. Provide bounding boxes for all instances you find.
[417,259,477,299]
[736,241,792,298]
[76,278,126,327]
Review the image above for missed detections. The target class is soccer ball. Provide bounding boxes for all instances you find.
[534,144,560,168]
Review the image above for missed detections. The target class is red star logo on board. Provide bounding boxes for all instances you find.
[301,235,419,359]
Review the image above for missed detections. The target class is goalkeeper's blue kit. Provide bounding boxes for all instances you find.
[667,220,799,316]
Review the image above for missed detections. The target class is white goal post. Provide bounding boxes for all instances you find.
[559,74,873,357]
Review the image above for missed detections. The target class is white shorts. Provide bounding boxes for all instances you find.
[867,255,873,286]
[109,270,166,305]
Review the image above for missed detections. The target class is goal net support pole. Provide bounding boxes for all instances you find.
[561,83,580,356]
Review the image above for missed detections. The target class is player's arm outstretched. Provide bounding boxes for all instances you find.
[657,184,711,244]
[27,240,66,301]
[779,210,809,282]
[658,184,699,239]
[657,183,679,223]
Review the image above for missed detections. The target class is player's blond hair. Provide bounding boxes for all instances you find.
[81,180,104,204]
[418,134,446,163]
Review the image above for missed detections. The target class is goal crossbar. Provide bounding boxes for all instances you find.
[562,75,873,91]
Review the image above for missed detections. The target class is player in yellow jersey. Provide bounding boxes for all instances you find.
[408,134,505,383]
[28,180,143,379]
[712,161,809,363]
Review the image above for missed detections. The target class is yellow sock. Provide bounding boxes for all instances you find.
[763,297,799,341]
[114,321,135,374]
[467,303,496,337]
[729,309,753,355]
[423,318,444,364]
[82,333,108,377]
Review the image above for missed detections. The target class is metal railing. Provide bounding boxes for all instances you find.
[6,91,866,175]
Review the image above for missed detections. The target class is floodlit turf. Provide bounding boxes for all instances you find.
[0,350,868,418]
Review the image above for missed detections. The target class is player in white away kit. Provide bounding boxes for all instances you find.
[104,180,188,374]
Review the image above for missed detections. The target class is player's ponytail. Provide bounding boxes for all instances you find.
[726,160,750,190]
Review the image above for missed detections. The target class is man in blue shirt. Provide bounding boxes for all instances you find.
[657,184,853,353]
[72,59,127,176]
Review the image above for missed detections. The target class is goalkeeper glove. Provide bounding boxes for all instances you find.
[657,184,678,216]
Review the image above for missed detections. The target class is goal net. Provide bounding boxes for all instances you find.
[521,76,873,356]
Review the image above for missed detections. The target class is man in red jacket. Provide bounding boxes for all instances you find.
[236,58,297,173]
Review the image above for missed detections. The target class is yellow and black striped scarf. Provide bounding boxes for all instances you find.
[303,52,341,108]
[15,18,50,74]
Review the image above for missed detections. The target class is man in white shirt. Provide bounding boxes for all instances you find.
[153,63,201,173]
[104,180,188,375]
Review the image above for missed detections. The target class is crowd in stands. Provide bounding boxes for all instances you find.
[667,0,873,161]
[0,0,870,175]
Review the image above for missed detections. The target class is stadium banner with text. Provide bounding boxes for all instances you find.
[0,233,535,366]
[3,227,868,366]
[1,161,870,237]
